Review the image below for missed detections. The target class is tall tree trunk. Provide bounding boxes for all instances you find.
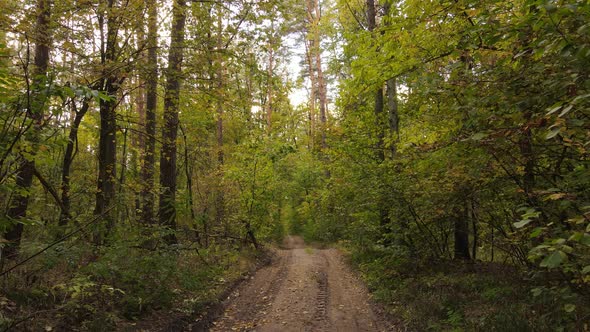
[215,5,226,235]
[305,0,327,150]
[94,0,123,243]
[312,0,327,150]
[366,0,389,236]
[158,0,186,244]
[133,36,145,219]
[140,0,158,224]
[3,0,51,259]
[366,0,385,162]
[119,127,128,191]
[316,56,327,150]
[304,39,316,150]
[265,33,274,131]
[59,100,90,226]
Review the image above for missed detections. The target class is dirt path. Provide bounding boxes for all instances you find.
[209,236,392,332]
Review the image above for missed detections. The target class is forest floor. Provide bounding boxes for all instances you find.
[206,235,394,332]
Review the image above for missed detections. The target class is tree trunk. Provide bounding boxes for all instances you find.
[94,91,117,240]
[215,5,226,236]
[304,39,316,150]
[265,35,274,131]
[311,0,327,149]
[246,223,259,250]
[317,54,327,150]
[3,0,51,259]
[158,0,186,244]
[118,127,128,191]
[59,100,90,226]
[180,124,199,244]
[454,206,471,260]
[94,0,125,243]
[373,87,385,162]
[4,161,34,258]
[490,227,494,262]
[383,1,399,158]
[366,0,385,162]
[366,0,389,236]
[471,199,477,260]
[366,0,377,31]
[386,77,399,157]
[140,0,158,224]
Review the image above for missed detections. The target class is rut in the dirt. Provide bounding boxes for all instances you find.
[208,236,391,332]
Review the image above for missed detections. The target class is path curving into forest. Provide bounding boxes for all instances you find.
[208,236,393,332]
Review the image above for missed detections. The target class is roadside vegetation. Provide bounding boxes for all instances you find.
[1,0,589,330]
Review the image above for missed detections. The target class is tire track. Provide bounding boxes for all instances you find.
[209,236,393,331]
[313,271,328,321]
[306,270,329,332]
[208,249,291,331]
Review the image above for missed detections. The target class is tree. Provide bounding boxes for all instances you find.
[59,99,90,227]
[304,0,328,149]
[215,3,226,235]
[140,0,158,224]
[94,0,127,241]
[159,0,187,244]
[3,0,51,258]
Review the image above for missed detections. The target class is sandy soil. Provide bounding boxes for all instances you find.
[209,236,393,332]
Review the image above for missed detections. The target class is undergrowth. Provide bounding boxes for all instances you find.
[344,242,590,332]
[0,225,261,331]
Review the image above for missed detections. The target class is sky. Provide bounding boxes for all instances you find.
[284,30,309,108]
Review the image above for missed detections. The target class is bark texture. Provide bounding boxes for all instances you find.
[158,0,187,244]
[94,0,127,243]
[140,0,158,224]
[4,0,51,258]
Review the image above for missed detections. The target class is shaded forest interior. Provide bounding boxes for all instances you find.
[0,0,589,330]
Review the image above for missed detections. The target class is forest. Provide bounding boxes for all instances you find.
[0,0,589,330]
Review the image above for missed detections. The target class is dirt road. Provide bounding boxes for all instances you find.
[209,236,392,332]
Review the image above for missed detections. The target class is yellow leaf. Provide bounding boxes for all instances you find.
[547,193,566,200]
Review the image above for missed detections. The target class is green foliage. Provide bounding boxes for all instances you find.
[85,248,177,317]
[1,0,589,329]
[286,0,590,329]
[348,245,589,331]
[0,227,256,329]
